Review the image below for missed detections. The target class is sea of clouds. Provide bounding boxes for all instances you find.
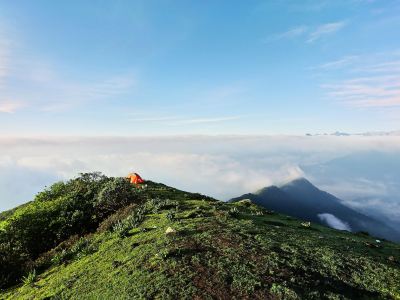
[1,135,400,229]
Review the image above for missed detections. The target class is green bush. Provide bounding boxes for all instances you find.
[166,211,175,221]
[229,207,240,217]
[51,249,69,266]
[148,199,178,213]
[0,230,32,288]
[0,173,140,288]
[22,270,37,286]
[69,236,98,259]
[95,177,143,218]
[35,235,98,269]
[35,235,81,269]
[97,204,137,233]
[112,206,146,237]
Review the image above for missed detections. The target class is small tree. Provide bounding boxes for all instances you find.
[95,178,142,218]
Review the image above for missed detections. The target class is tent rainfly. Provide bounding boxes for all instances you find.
[126,173,145,185]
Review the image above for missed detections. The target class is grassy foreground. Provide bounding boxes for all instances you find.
[1,180,400,299]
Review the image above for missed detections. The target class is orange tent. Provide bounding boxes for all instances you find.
[126,173,145,184]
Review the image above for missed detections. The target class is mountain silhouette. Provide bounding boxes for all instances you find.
[230,177,400,242]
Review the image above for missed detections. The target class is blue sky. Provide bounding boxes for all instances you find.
[0,0,400,135]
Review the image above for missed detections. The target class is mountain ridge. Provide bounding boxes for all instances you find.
[230,177,400,242]
[1,173,399,299]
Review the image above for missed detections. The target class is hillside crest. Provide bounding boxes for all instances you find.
[1,173,399,299]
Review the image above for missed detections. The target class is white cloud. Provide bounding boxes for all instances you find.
[174,116,241,125]
[269,21,346,44]
[275,26,309,40]
[314,55,359,70]
[0,159,60,209]
[318,51,400,108]
[0,25,137,113]
[1,135,400,214]
[1,135,400,235]
[307,21,347,43]
[128,116,241,125]
[33,72,137,112]
[0,30,12,89]
[264,26,308,43]
[318,213,352,231]
[0,101,24,113]
[322,66,400,108]
[129,116,179,122]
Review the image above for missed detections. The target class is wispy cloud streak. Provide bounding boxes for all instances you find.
[129,115,241,125]
[319,51,400,108]
[314,56,359,70]
[307,21,347,42]
[0,101,24,113]
[276,26,309,40]
[268,21,347,43]
[38,73,137,112]
[0,26,137,113]
[0,35,11,87]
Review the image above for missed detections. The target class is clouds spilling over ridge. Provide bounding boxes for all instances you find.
[1,135,400,229]
[318,213,352,231]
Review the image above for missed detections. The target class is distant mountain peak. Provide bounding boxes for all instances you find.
[255,185,281,195]
[280,177,317,190]
[230,177,400,242]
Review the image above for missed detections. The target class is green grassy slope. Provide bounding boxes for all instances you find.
[1,181,400,299]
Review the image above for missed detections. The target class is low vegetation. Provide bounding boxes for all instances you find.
[0,173,143,288]
[0,173,399,299]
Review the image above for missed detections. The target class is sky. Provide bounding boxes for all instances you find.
[0,0,400,135]
[1,1,400,232]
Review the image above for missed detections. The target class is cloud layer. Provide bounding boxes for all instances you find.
[1,135,400,223]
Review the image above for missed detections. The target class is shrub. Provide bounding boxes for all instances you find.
[35,235,80,269]
[269,283,298,299]
[251,209,264,216]
[148,199,178,213]
[238,199,252,207]
[0,172,111,288]
[0,230,32,288]
[51,249,69,266]
[0,174,152,288]
[97,204,137,233]
[69,237,98,259]
[22,270,37,286]
[35,182,70,202]
[37,235,98,267]
[229,207,240,217]
[112,206,146,237]
[166,211,175,221]
[95,178,143,218]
